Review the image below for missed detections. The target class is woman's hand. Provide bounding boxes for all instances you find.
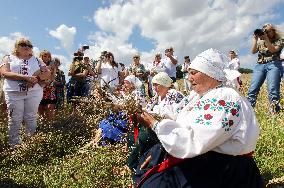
[25,76,38,87]
[139,111,157,129]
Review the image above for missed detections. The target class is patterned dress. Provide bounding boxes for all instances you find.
[54,69,65,109]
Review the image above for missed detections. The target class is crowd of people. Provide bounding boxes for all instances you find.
[0,22,284,187]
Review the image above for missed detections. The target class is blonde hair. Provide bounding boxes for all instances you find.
[39,50,52,64]
[12,38,33,56]
[263,23,283,40]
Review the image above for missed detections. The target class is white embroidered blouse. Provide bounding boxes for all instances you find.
[145,89,184,118]
[153,87,260,159]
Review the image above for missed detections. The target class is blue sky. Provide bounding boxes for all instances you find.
[1,0,284,77]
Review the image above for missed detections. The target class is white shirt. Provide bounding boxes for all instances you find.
[280,48,284,60]
[2,55,42,92]
[181,63,190,78]
[227,58,240,70]
[146,89,184,119]
[161,55,178,78]
[153,87,260,159]
[147,61,166,74]
[100,62,122,89]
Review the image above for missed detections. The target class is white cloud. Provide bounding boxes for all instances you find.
[0,32,29,58]
[239,54,257,69]
[49,24,76,55]
[88,0,284,67]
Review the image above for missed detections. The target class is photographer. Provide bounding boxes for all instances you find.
[95,51,123,91]
[82,56,96,96]
[248,23,283,114]
[67,51,88,102]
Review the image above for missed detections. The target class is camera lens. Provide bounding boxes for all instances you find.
[254,29,264,36]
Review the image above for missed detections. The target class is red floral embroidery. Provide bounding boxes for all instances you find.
[231,108,237,116]
[204,114,213,120]
[229,120,234,126]
[218,100,226,106]
[204,104,210,110]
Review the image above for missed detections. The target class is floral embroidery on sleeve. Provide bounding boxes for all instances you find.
[194,98,241,131]
[164,90,184,106]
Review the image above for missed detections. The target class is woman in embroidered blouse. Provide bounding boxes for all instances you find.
[127,72,184,181]
[135,49,263,188]
[145,72,184,119]
[0,38,46,148]
[92,75,145,147]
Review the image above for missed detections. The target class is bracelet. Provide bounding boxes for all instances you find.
[152,121,159,131]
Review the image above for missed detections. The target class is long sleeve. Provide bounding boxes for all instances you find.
[153,87,260,159]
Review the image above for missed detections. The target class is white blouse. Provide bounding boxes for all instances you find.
[145,89,184,119]
[100,62,122,89]
[153,87,260,159]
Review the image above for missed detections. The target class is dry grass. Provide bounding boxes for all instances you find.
[0,75,283,187]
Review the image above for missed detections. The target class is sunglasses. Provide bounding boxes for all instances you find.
[18,43,33,48]
[133,56,140,59]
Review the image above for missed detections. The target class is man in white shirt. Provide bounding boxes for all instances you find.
[161,47,178,82]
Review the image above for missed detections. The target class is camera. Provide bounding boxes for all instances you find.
[254,29,265,36]
[73,51,84,61]
[82,45,89,50]
[74,56,83,61]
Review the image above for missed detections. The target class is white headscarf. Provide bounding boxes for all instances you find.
[152,72,173,87]
[124,75,142,89]
[189,48,240,83]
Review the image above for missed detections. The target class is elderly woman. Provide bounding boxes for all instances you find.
[248,23,283,114]
[145,72,184,118]
[92,75,145,146]
[0,38,47,148]
[135,49,263,188]
[127,72,184,179]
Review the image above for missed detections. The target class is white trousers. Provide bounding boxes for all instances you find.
[4,89,43,146]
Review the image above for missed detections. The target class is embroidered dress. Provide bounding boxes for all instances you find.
[135,87,263,188]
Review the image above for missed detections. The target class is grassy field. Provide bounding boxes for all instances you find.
[0,74,283,188]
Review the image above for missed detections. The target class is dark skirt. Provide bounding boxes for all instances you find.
[135,145,264,188]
